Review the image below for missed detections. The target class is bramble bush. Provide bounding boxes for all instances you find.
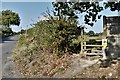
[33,18,81,56]
[18,17,81,57]
[13,17,82,77]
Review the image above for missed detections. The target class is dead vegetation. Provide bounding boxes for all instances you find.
[12,17,119,79]
[75,59,119,78]
[13,48,72,78]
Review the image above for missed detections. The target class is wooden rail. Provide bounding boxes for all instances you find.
[84,53,103,56]
[88,36,102,40]
[84,45,103,47]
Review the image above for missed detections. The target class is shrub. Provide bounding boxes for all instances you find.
[13,17,83,77]
[17,17,81,57]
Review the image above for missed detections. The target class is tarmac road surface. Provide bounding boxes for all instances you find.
[0,35,24,79]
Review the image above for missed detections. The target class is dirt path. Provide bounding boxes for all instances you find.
[53,55,99,78]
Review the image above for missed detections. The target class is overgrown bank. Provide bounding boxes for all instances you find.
[12,18,82,77]
[12,17,119,78]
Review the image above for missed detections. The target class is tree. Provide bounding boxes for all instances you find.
[88,30,95,36]
[2,10,20,27]
[0,12,2,25]
[1,10,20,37]
[104,0,120,11]
[52,1,120,27]
[52,2,103,26]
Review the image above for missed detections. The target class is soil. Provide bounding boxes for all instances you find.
[53,54,99,78]
[75,58,119,78]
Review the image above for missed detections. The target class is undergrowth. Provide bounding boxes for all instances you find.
[13,17,82,77]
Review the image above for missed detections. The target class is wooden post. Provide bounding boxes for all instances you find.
[84,41,86,50]
[80,28,84,54]
[106,23,110,37]
[102,16,108,60]
[103,16,107,37]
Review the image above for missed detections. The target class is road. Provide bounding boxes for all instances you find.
[0,35,23,79]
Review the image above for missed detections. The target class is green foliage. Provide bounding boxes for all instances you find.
[0,28,2,38]
[18,34,26,46]
[1,27,14,38]
[104,1,120,11]
[0,11,2,25]
[2,10,20,27]
[87,30,95,36]
[52,1,120,27]
[34,19,81,55]
[21,29,25,34]
[52,2,103,26]
[0,10,20,38]
[18,17,81,56]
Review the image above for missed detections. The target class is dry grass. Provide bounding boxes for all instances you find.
[75,60,119,78]
[13,48,72,78]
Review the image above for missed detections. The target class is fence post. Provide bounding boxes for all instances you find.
[80,28,84,54]
[84,41,86,50]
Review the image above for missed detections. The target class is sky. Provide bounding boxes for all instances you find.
[2,2,53,32]
[1,1,119,33]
